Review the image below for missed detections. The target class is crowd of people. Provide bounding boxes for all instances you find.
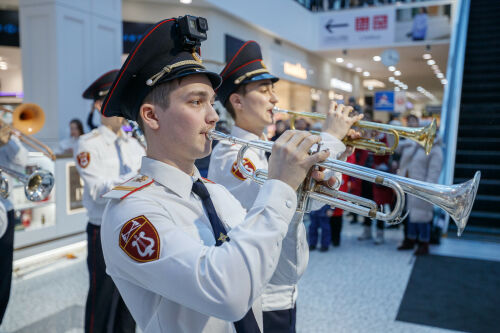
[269,106,443,255]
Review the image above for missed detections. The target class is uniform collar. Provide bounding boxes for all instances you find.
[140,156,201,200]
[231,126,266,141]
[98,125,128,144]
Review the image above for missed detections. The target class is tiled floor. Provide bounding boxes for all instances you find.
[1,221,498,333]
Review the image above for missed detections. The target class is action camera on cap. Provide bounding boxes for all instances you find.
[178,15,208,48]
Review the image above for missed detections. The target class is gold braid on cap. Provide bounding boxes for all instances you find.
[234,69,269,85]
[146,53,204,86]
[98,89,110,97]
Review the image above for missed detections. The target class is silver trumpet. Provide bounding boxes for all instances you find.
[208,130,480,236]
[0,165,55,202]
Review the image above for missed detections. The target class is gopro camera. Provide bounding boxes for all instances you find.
[178,15,208,48]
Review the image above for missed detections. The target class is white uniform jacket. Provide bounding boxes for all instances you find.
[101,157,298,333]
[74,125,145,225]
[0,136,28,237]
[208,126,346,311]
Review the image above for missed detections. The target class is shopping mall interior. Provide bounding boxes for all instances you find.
[0,0,498,332]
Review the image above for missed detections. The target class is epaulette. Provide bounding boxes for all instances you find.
[79,129,100,141]
[102,174,154,200]
[201,177,215,184]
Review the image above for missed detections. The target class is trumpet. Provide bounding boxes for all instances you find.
[0,103,56,160]
[207,130,480,236]
[273,107,437,155]
[0,165,54,201]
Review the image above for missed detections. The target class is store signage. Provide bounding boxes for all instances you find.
[374,91,394,111]
[320,8,394,49]
[330,78,352,92]
[283,61,307,80]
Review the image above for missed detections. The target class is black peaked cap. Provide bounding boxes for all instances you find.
[82,70,119,100]
[217,40,279,106]
[101,17,222,121]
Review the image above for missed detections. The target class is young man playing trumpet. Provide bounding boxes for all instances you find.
[208,40,362,332]
[98,16,360,332]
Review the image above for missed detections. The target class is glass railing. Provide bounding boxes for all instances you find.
[438,0,470,232]
[294,0,441,12]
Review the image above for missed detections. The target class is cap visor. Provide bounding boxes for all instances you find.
[242,73,279,85]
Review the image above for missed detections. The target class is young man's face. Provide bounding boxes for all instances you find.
[155,74,218,161]
[234,79,278,129]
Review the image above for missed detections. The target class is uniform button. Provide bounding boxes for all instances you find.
[285,200,292,208]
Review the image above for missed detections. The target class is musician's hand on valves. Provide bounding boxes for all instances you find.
[322,102,364,141]
[338,129,361,161]
[0,120,11,147]
[268,130,330,191]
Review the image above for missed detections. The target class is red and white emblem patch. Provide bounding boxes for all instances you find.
[231,158,256,181]
[76,152,90,168]
[119,215,160,262]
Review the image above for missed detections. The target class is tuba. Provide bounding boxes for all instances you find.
[0,103,55,201]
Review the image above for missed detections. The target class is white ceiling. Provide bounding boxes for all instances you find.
[317,43,450,102]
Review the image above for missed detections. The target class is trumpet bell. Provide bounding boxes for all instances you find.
[25,170,55,202]
[12,103,46,135]
[447,171,481,236]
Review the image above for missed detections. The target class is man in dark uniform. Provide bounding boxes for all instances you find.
[78,71,142,333]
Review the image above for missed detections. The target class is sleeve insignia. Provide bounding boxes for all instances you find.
[76,152,90,168]
[231,158,256,181]
[119,215,160,262]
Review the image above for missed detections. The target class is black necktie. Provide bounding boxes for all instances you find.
[191,180,261,333]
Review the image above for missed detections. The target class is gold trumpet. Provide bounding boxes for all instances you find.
[0,103,56,160]
[273,107,437,155]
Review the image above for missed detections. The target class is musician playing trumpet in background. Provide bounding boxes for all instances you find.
[208,39,363,332]
[0,117,28,326]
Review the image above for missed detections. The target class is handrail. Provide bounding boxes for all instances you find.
[438,0,471,233]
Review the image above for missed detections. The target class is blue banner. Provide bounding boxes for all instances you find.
[374,91,395,111]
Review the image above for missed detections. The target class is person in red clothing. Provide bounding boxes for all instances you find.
[330,172,349,246]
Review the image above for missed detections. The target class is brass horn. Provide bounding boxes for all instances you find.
[273,107,437,155]
[0,103,55,160]
[208,130,480,236]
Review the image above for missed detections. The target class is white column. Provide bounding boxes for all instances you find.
[19,0,122,146]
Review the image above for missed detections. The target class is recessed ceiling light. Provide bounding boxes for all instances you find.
[394,87,401,91]
[394,70,401,76]
[346,63,354,68]
[355,67,362,72]
[373,56,381,62]
[437,73,444,78]
[423,53,432,59]
[336,57,344,63]
[180,0,192,4]
[431,64,438,70]
[441,79,448,84]
[363,71,370,77]
[388,77,395,82]
[388,66,396,71]
[427,59,436,65]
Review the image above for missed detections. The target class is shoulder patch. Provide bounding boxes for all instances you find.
[102,174,154,200]
[119,215,160,262]
[76,152,90,168]
[231,158,256,181]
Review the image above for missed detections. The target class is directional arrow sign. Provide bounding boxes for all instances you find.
[325,19,349,33]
